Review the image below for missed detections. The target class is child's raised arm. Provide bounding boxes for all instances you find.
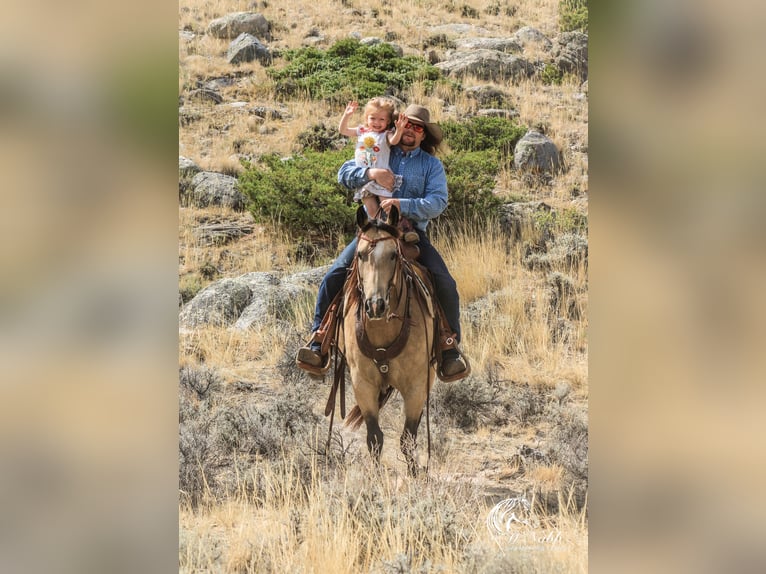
[338,101,359,137]
[387,112,407,146]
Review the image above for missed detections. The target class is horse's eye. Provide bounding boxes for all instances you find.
[357,251,367,261]
[390,252,397,260]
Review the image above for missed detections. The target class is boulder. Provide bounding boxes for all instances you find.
[435,49,534,81]
[455,37,522,53]
[207,12,271,40]
[513,130,564,174]
[227,33,272,65]
[179,278,253,328]
[552,32,588,80]
[179,156,201,179]
[179,272,315,330]
[186,88,222,105]
[233,273,310,330]
[186,172,247,211]
[512,26,553,51]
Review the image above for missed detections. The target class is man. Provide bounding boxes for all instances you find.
[296,104,470,381]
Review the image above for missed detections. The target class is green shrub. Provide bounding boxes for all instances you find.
[560,0,588,32]
[443,151,503,221]
[441,116,527,158]
[238,150,358,237]
[179,273,204,304]
[267,38,442,103]
[540,62,564,85]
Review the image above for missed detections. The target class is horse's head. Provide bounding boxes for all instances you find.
[355,205,402,320]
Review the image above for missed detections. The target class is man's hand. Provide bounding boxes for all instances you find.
[379,197,400,215]
[366,168,394,191]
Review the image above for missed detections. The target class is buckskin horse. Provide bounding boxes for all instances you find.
[326,206,437,476]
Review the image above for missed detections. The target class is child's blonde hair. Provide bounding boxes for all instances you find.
[363,97,397,124]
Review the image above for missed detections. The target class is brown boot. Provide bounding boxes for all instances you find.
[296,341,330,377]
[437,334,471,382]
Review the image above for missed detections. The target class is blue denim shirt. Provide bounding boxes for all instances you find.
[337,146,448,231]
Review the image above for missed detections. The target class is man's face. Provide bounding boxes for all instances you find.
[399,120,426,150]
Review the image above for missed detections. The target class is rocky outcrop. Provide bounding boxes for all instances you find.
[185,172,247,211]
[207,12,271,40]
[454,37,522,53]
[552,32,588,80]
[514,130,564,174]
[435,49,534,81]
[179,271,318,330]
[226,33,272,65]
[512,26,553,51]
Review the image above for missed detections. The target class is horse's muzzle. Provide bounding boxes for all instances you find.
[364,296,387,319]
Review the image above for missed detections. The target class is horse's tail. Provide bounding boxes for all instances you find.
[345,387,396,430]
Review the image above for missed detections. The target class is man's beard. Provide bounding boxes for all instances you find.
[400,133,417,148]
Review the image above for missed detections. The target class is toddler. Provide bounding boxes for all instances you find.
[339,97,406,218]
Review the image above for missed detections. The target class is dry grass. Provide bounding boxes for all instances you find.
[179,457,588,573]
[179,0,587,569]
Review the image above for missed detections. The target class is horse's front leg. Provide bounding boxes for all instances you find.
[400,414,422,477]
[354,378,384,464]
[364,414,384,463]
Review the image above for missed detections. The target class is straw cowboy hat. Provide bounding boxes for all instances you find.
[402,104,443,146]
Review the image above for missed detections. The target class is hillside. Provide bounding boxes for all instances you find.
[178,1,588,571]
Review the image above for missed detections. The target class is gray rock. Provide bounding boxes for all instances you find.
[207,12,271,40]
[226,33,272,65]
[179,278,253,328]
[186,172,247,211]
[552,32,588,80]
[286,265,331,287]
[513,130,564,174]
[186,88,222,104]
[234,274,310,330]
[179,156,201,179]
[179,272,315,330]
[455,37,522,53]
[512,26,553,50]
[435,49,534,81]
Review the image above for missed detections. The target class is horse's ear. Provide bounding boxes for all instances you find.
[388,205,399,228]
[356,205,368,229]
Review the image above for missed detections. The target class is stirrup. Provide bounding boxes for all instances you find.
[436,334,471,382]
[438,352,471,382]
[296,345,331,376]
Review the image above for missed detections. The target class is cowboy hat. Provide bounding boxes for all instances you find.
[403,104,443,146]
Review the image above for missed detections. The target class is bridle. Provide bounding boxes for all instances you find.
[353,229,412,375]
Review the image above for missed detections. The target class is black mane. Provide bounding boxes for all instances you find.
[360,218,401,238]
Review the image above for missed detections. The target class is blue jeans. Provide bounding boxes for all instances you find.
[311,229,461,341]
